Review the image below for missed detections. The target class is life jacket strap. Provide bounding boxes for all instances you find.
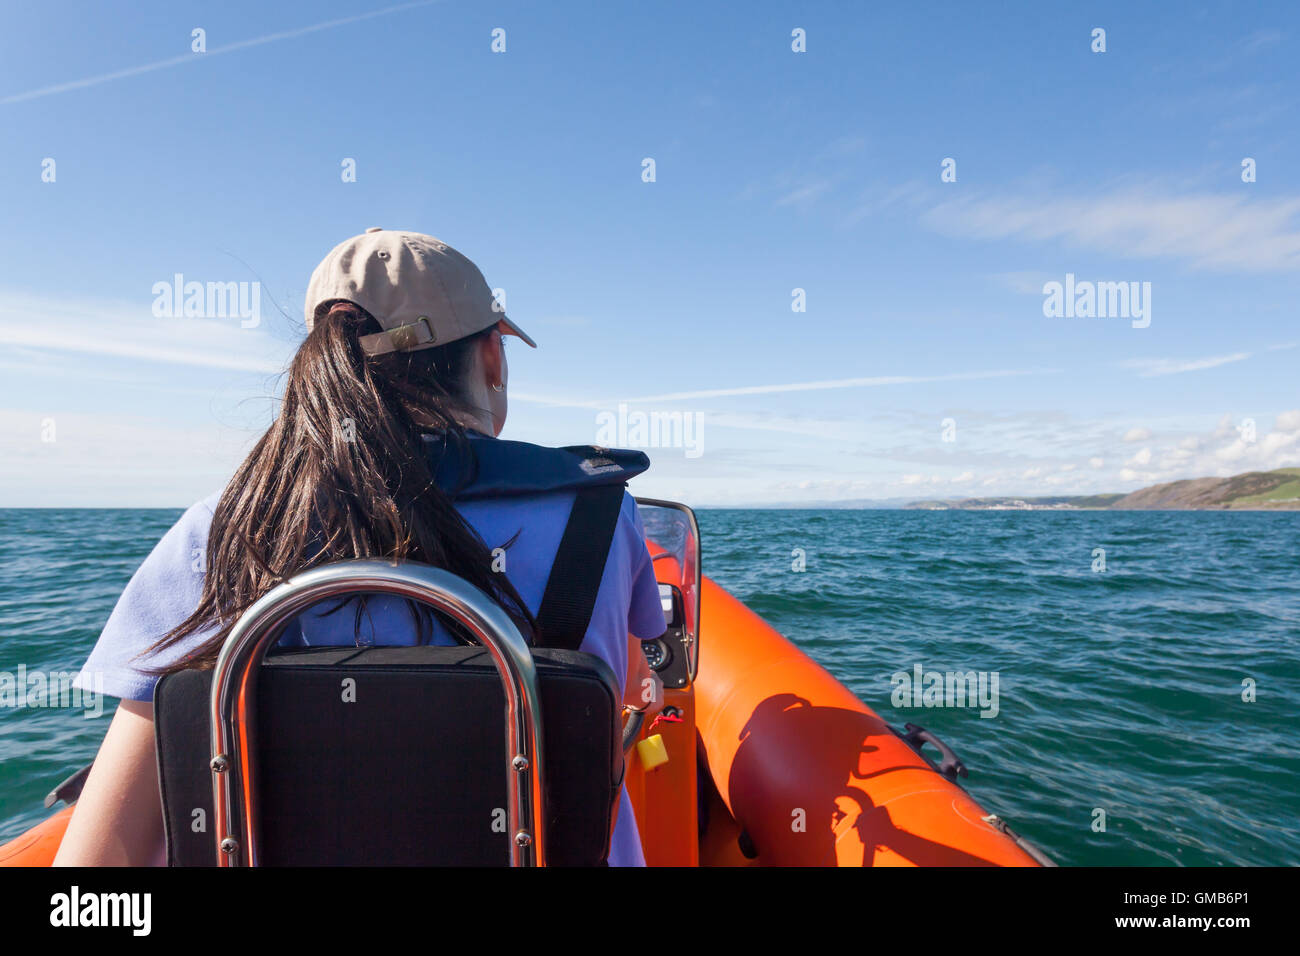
[535,484,626,650]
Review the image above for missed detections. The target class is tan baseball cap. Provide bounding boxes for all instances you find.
[304,228,536,355]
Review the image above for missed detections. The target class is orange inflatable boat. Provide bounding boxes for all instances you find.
[0,499,1051,867]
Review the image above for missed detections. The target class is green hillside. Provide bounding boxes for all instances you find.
[904,469,1300,510]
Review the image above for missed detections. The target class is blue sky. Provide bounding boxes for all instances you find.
[2,1,1298,506]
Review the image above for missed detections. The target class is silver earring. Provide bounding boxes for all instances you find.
[492,382,504,392]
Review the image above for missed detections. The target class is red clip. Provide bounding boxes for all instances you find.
[648,710,684,731]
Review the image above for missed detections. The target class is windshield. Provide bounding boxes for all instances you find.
[635,498,700,680]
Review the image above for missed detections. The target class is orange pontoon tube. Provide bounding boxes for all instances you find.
[688,575,1043,866]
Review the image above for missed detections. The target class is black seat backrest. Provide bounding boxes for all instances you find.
[154,645,622,866]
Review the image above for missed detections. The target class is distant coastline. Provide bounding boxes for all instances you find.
[6,467,1300,512]
[902,467,1300,511]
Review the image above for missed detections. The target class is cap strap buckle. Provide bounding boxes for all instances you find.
[359,316,436,356]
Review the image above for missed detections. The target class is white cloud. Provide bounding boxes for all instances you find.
[990,271,1054,295]
[775,180,833,208]
[1089,457,1105,468]
[1202,422,1299,468]
[0,290,292,373]
[0,408,254,507]
[924,190,1300,272]
[1260,431,1298,456]
[1107,413,1300,483]
[1123,427,1152,442]
[1215,439,1249,463]
[895,474,947,487]
[1119,352,1251,377]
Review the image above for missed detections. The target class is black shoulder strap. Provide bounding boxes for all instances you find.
[535,484,626,650]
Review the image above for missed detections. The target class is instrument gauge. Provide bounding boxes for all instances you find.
[641,638,673,671]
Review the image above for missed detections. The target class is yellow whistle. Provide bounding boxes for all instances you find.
[635,733,669,771]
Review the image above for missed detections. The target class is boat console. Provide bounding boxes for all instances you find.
[624,499,703,865]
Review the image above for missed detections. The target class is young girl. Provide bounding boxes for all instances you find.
[54,229,664,866]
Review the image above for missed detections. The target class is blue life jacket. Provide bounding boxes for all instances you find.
[423,431,652,650]
[424,431,649,500]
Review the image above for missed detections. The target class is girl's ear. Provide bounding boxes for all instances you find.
[479,328,504,387]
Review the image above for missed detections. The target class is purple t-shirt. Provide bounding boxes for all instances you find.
[73,486,666,867]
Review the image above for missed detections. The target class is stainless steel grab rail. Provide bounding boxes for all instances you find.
[208,559,547,866]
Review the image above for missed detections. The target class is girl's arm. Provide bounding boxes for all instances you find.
[52,700,165,867]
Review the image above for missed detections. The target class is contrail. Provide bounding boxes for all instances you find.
[2,0,441,105]
[1118,352,1251,378]
[614,369,1046,403]
[513,368,1051,408]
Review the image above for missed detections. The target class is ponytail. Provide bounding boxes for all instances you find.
[147,303,534,672]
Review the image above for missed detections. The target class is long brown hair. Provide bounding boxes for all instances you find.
[148,302,534,672]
